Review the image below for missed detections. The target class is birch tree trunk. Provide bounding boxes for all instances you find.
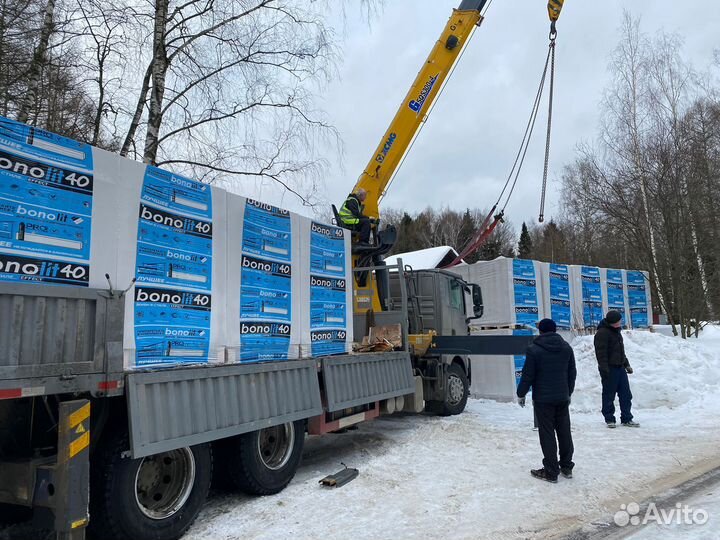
[120,64,152,157]
[143,0,169,165]
[17,0,55,123]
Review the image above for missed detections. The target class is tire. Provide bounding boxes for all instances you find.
[88,432,212,540]
[438,363,469,416]
[227,421,305,496]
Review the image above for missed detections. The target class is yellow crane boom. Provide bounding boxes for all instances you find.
[346,0,566,314]
[353,0,487,220]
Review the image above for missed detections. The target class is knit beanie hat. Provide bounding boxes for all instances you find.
[537,318,557,334]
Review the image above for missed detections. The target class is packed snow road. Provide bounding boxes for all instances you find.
[183,329,720,540]
[1,328,719,539]
[184,405,719,540]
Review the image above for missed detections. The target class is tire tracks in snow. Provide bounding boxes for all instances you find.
[560,456,720,540]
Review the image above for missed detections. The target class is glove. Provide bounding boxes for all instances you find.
[518,397,526,408]
[626,366,634,374]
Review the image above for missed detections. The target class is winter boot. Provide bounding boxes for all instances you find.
[622,420,640,428]
[560,467,573,479]
[606,422,617,428]
[530,468,558,483]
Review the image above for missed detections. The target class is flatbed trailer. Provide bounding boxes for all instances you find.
[0,281,416,540]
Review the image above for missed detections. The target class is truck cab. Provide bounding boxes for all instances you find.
[387,267,483,415]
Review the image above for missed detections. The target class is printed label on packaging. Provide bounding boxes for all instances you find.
[606,269,623,285]
[141,166,211,221]
[311,329,348,357]
[513,259,536,280]
[626,271,647,287]
[583,301,604,328]
[310,275,347,328]
[514,356,525,386]
[512,260,539,325]
[513,277,538,307]
[581,266,602,303]
[242,199,291,262]
[0,252,88,285]
[239,200,293,362]
[239,321,291,362]
[310,221,346,277]
[605,269,626,323]
[607,289,626,318]
[0,116,94,286]
[549,264,570,295]
[549,273,570,300]
[627,286,648,308]
[134,169,213,366]
[240,254,291,321]
[606,271,624,298]
[630,307,649,328]
[513,329,534,386]
[136,204,213,287]
[548,264,571,328]
[607,285,625,305]
[136,167,212,290]
[550,299,572,329]
[514,305,539,326]
[309,220,348,357]
[134,286,211,366]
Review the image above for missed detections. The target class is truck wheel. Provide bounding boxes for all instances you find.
[89,433,212,540]
[227,421,305,496]
[439,363,469,416]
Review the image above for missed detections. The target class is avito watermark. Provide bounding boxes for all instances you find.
[614,501,709,527]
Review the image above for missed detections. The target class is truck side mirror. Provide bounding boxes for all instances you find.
[471,284,483,319]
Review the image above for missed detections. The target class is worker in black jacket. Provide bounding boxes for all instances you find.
[594,310,640,428]
[517,319,577,483]
[338,188,375,244]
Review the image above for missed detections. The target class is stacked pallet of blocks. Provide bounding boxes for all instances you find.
[455,258,544,402]
[0,115,354,370]
[455,257,653,401]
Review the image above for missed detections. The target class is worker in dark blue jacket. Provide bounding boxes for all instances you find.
[517,318,577,483]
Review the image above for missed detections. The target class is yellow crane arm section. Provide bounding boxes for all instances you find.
[353,0,487,219]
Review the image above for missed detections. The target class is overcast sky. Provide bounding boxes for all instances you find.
[286,0,717,228]
[234,2,720,226]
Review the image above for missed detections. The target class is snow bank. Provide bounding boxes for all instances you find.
[570,330,720,414]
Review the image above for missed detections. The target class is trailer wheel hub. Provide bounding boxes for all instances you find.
[447,372,465,405]
[258,423,295,471]
[135,447,196,520]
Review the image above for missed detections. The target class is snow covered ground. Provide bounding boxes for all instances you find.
[184,329,720,540]
[2,328,719,540]
[624,478,720,540]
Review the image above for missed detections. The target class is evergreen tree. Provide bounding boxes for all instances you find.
[457,209,476,251]
[518,222,533,259]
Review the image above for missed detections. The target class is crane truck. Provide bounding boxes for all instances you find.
[0,1,561,539]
